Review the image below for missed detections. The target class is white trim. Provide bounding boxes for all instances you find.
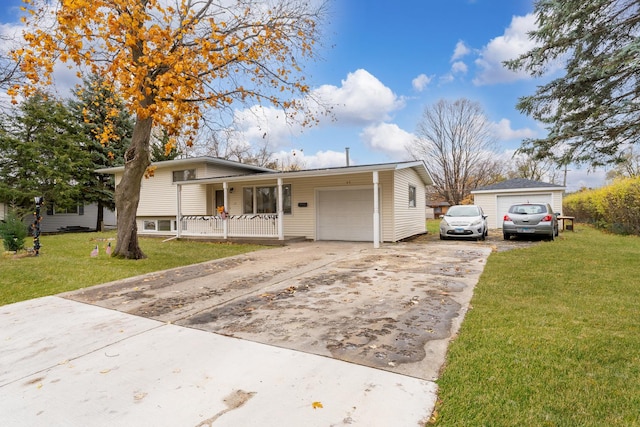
[373,171,380,248]
[472,186,564,195]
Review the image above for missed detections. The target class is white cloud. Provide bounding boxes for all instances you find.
[491,118,536,141]
[439,73,455,85]
[226,68,404,154]
[360,122,414,161]
[473,13,538,85]
[412,73,432,92]
[273,149,349,169]
[451,40,471,61]
[451,61,468,75]
[313,68,404,124]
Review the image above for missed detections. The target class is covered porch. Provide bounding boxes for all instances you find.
[175,170,385,248]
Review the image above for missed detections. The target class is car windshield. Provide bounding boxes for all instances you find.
[509,204,545,214]
[446,206,479,217]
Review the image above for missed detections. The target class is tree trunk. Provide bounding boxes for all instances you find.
[113,117,153,259]
[96,198,104,232]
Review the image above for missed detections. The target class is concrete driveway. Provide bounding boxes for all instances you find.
[1,240,492,426]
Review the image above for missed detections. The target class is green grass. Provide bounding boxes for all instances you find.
[427,218,440,234]
[0,231,266,306]
[431,226,640,426]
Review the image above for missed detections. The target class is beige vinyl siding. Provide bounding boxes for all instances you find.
[392,168,427,241]
[473,193,497,228]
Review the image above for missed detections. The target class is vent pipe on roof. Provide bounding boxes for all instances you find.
[345,147,350,166]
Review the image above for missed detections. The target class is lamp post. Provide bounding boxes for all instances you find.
[32,196,43,256]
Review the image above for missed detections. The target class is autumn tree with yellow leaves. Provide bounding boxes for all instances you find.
[12,0,327,259]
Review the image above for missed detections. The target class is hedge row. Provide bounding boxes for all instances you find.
[563,176,640,235]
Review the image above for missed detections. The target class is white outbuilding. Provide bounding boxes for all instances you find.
[471,178,565,229]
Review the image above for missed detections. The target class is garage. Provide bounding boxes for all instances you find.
[317,188,376,241]
[472,178,565,229]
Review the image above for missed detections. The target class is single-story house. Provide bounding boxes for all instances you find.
[0,201,114,233]
[426,201,450,219]
[472,178,565,229]
[97,156,433,248]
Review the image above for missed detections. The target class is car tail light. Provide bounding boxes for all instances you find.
[542,215,553,222]
[503,214,511,221]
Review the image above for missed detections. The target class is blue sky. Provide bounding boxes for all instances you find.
[0,0,606,191]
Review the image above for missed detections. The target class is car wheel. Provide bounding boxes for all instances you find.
[439,234,446,240]
[478,231,485,241]
[548,230,555,241]
[503,233,510,240]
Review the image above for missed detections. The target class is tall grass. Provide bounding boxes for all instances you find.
[0,231,266,305]
[431,226,640,426]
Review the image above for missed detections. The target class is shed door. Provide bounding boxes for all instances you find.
[496,194,552,228]
[317,189,374,241]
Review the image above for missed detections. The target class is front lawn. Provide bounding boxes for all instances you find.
[430,226,640,426]
[0,231,266,306]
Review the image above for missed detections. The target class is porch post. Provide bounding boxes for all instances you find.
[176,183,182,238]
[277,178,284,240]
[223,181,229,239]
[373,171,380,248]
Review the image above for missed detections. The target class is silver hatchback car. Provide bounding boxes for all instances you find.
[439,205,488,241]
[502,203,559,240]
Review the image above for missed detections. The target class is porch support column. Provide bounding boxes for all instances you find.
[223,181,229,239]
[373,171,380,248]
[277,178,284,240]
[176,183,182,238]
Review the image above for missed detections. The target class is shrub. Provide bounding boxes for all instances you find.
[0,212,29,252]
[564,177,640,235]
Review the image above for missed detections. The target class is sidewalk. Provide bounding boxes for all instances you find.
[0,296,436,426]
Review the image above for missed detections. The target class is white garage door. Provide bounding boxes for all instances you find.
[317,189,374,241]
[496,194,552,228]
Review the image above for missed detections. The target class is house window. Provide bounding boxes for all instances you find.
[172,169,196,182]
[157,220,172,231]
[143,219,173,231]
[243,184,292,214]
[46,202,84,215]
[409,185,417,208]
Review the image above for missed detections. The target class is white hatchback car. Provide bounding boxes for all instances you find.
[439,205,488,241]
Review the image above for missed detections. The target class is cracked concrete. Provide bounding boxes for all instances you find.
[64,240,492,381]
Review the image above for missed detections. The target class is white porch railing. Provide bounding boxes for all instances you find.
[179,214,279,238]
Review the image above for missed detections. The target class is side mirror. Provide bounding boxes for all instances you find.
[439,214,444,219]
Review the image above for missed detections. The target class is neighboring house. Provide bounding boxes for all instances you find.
[40,203,116,233]
[97,157,433,247]
[426,201,450,219]
[472,178,565,229]
[0,200,115,233]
